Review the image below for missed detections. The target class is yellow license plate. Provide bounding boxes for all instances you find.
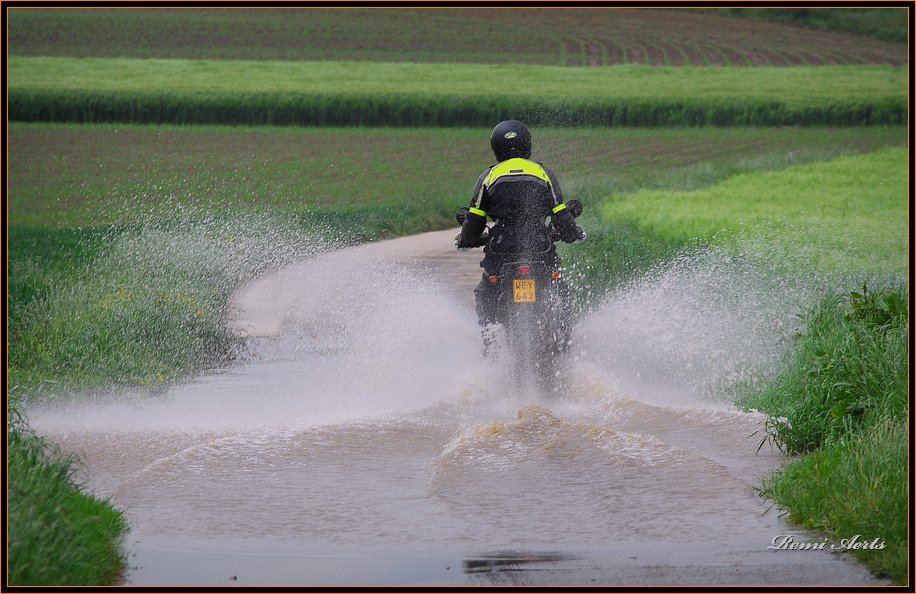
[513,279,536,303]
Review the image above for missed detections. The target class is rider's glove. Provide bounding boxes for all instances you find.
[571,225,587,244]
[455,234,477,251]
[455,228,489,250]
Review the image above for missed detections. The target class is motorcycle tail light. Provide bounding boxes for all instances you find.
[518,266,530,275]
[488,275,498,283]
[552,271,561,280]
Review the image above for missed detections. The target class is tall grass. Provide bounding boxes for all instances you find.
[9,58,907,126]
[10,89,906,128]
[743,285,908,453]
[7,398,128,585]
[743,286,908,583]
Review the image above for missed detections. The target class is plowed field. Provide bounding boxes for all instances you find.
[8,8,906,67]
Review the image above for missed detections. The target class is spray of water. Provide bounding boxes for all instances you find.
[18,202,345,398]
[571,249,796,406]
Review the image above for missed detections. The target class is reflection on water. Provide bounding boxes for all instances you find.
[463,551,578,588]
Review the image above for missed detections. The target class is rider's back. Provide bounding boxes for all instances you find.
[474,157,559,255]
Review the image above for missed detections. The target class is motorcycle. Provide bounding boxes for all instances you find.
[455,200,584,394]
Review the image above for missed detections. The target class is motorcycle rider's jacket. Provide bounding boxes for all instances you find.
[458,158,581,255]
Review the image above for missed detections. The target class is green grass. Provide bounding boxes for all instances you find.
[764,421,908,582]
[7,213,313,392]
[743,287,908,583]
[744,286,907,454]
[7,400,128,585]
[9,58,907,126]
[598,147,908,277]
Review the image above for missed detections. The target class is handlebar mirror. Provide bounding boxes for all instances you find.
[566,200,583,218]
[455,207,469,225]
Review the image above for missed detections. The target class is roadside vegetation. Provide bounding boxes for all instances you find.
[6,7,908,586]
[7,397,128,585]
[744,286,908,582]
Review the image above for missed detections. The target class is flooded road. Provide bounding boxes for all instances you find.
[26,230,885,586]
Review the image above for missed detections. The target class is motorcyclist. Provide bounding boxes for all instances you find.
[457,119,585,350]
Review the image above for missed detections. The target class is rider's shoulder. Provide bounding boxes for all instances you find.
[527,158,552,170]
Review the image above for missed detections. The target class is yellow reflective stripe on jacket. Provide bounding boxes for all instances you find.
[483,158,551,188]
[469,207,487,217]
[552,203,567,214]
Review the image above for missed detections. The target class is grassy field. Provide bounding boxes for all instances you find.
[599,148,908,276]
[9,58,907,126]
[9,123,904,228]
[8,8,905,66]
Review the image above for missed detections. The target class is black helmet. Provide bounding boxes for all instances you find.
[490,120,532,162]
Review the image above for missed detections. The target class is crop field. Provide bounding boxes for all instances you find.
[703,8,908,43]
[8,123,905,228]
[8,8,906,66]
[9,58,906,127]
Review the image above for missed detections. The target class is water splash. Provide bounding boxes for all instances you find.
[17,203,338,397]
[568,236,840,407]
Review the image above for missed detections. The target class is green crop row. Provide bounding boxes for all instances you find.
[9,58,907,127]
[10,88,906,128]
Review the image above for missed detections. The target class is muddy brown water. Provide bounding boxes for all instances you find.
[26,230,886,586]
